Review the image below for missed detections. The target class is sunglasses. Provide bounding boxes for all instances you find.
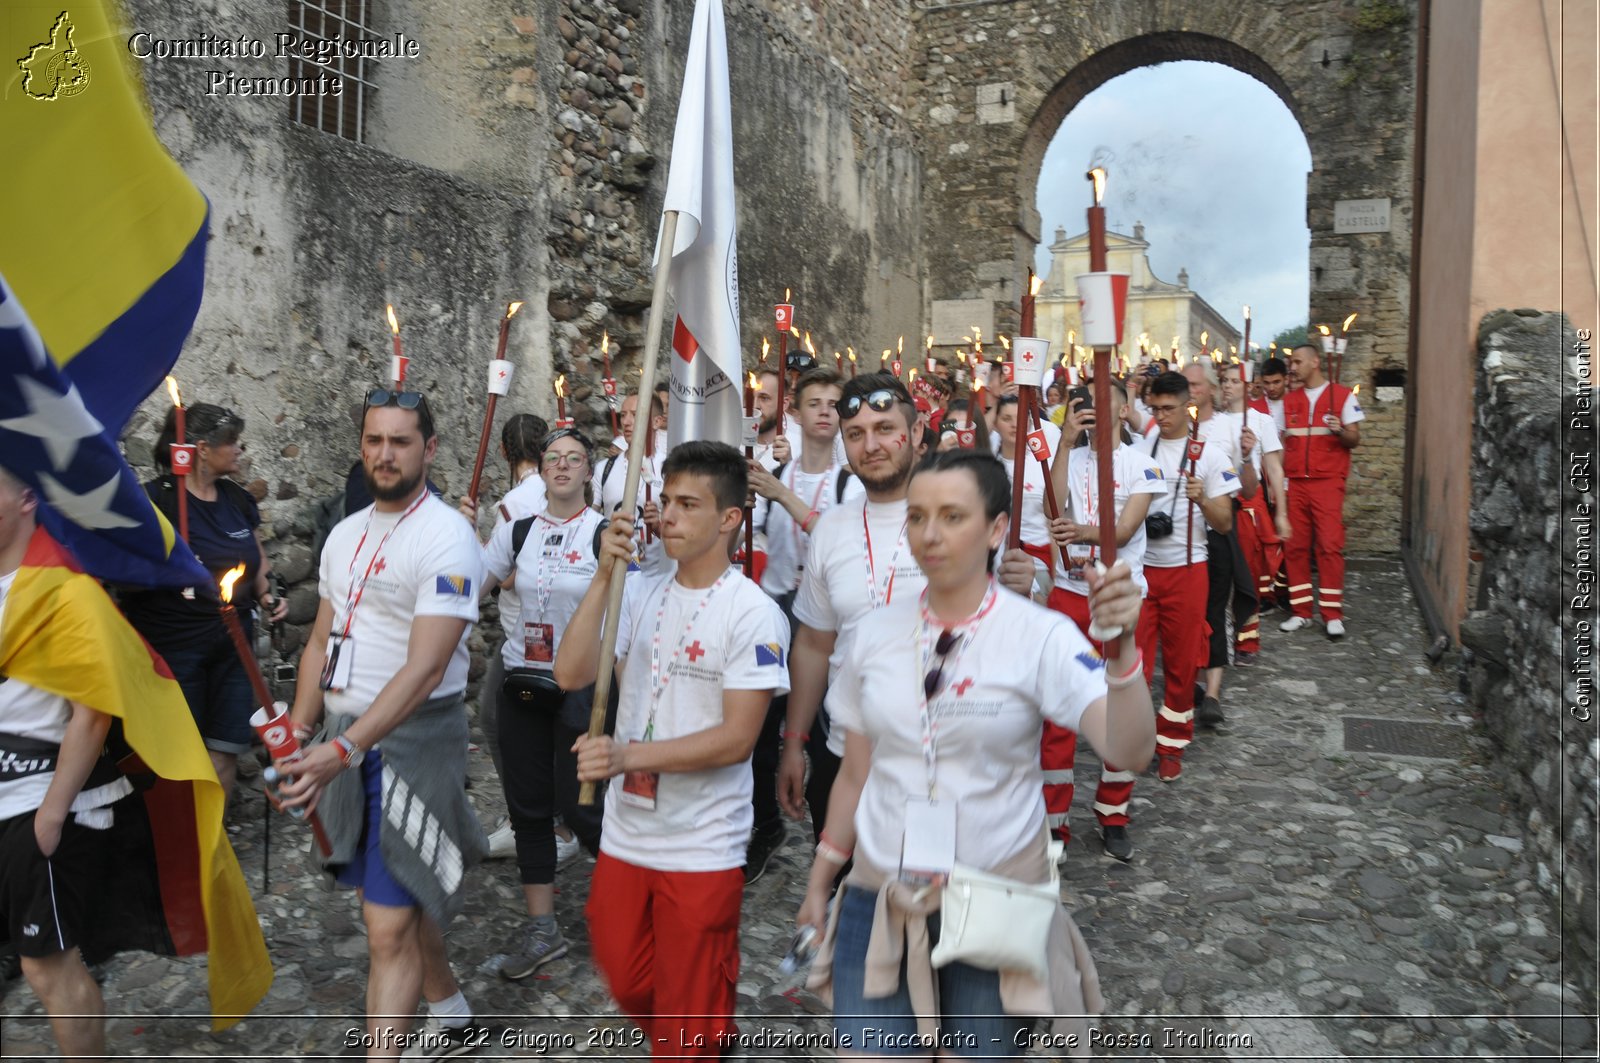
[836,388,905,420]
[923,629,960,699]
[366,389,428,411]
[787,353,817,371]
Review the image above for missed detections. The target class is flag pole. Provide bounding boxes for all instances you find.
[580,209,681,805]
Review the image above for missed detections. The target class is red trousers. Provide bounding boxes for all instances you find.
[1136,563,1209,759]
[1234,492,1282,653]
[1041,588,1137,831]
[586,852,744,1057]
[1285,477,1347,621]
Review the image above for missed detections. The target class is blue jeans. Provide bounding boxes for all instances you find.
[830,886,1030,1058]
[159,623,255,754]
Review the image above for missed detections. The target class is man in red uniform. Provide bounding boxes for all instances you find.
[1278,344,1363,638]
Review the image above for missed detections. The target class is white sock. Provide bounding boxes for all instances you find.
[428,990,471,1029]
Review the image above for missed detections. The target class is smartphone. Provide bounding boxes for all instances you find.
[1068,386,1092,410]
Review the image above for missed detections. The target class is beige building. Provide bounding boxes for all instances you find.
[1035,223,1242,365]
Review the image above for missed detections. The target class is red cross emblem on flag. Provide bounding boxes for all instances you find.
[686,640,706,662]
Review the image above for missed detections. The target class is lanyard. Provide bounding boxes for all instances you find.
[789,462,835,562]
[863,505,908,609]
[914,582,999,798]
[338,491,429,638]
[645,569,733,735]
[529,509,590,624]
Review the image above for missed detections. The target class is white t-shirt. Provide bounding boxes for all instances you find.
[998,453,1051,551]
[1266,397,1286,434]
[1303,383,1366,426]
[483,507,606,671]
[783,420,848,470]
[794,496,928,755]
[602,570,791,871]
[826,589,1107,872]
[1199,410,1282,478]
[592,448,662,519]
[491,473,547,535]
[989,419,1062,464]
[754,464,864,597]
[0,572,131,819]
[1056,444,1168,596]
[1141,433,1242,568]
[318,493,483,716]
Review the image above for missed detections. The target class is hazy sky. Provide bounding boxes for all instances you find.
[1035,61,1313,346]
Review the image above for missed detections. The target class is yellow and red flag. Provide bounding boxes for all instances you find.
[0,527,272,1028]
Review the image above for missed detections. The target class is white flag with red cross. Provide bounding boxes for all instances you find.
[656,0,742,452]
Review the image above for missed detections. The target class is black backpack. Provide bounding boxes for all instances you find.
[510,514,609,565]
[762,465,855,533]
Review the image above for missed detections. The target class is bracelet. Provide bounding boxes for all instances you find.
[801,509,820,533]
[816,839,851,865]
[781,730,810,743]
[1105,654,1145,689]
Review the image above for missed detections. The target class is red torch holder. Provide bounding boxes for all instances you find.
[250,704,333,857]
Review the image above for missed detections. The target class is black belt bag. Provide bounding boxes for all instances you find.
[502,668,564,705]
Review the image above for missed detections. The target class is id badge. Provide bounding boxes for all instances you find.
[618,732,659,810]
[320,635,354,692]
[899,798,956,885]
[524,622,555,665]
[1064,545,1093,587]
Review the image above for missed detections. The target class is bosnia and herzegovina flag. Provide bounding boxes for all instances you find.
[0,528,273,1028]
[1,0,272,1027]
[1,0,210,589]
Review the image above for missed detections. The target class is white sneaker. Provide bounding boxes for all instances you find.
[1278,616,1310,632]
[555,830,581,868]
[486,821,516,860]
[1326,619,1346,639]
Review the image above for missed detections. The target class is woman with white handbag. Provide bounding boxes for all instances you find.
[795,449,1155,1058]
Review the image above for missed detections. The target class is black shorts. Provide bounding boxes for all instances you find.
[0,808,108,960]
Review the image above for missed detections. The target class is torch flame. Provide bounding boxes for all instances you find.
[897,336,905,355]
[908,368,918,384]
[1352,384,1361,395]
[219,563,246,604]
[749,371,760,390]
[785,288,792,303]
[1231,355,1240,365]
[1317,324,1332,338]
[554,374,566,398]
[1186,403,1199,420]
[848,350,857,364]
[1088,167,1107,204]
[1341,312,1358,334]
[761,336,770,360]
[926,335,934,351]
[957,351,968,365]
[999,335,1010,351]
[1030,275,1043,298]
[507,301,524,319]
[1200,330,1209,347]
[600,330,609,355]
[1230,344,1238,355]
[881,349,891,363]
[1067,330,1075,346]
[804,331,816,355]
[165,375,182,408]
[386,304,400,336]
[1243,304,1251,320]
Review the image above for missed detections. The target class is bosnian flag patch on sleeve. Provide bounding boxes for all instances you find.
[1221,468,1239,482]
[436,575,473,596]
[1075,650,1105,672]
[1144,467,1162,481]
[755,642,785,668]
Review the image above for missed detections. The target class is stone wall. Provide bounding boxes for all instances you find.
[1460,309,1597,995]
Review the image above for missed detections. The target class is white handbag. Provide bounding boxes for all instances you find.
[929,840,1063,982]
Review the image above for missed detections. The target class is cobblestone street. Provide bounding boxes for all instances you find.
[1,560,1591,1060]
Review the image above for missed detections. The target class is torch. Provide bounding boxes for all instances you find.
[848,347,858,378]
[601,330,619,439]
[221,565,333,857]
[165,376,194,541]
[1317,324,1334,382]
[554,374,570,427]
[743,372,758,577]
[775,291,793,434]
[1241,305,1252,381]
[1336,312,1357,388]
[1081,164,1125,645]
[468,301,523,508]
[386,304,406,390]
[1184,403,1202,565]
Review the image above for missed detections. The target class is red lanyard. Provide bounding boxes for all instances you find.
[339,491,429,637]
[863,504,907,609]
[646,569,732,730]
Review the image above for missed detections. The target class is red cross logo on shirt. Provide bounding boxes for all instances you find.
[373,557,387,575]
[565,550,582,563]
[685,640,706,662]
[952,677,975,695]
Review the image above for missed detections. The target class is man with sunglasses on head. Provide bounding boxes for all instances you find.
[278,388,492,1060]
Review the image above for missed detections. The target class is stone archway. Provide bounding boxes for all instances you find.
[911,0,1418,552]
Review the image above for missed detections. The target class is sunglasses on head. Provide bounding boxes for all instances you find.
[835,388,905,420]
[787,353,817,371]
[366,389,427,411]
[923,629,960,699]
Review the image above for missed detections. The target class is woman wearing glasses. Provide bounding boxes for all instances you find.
[480,428,609,981]
[795,449,1155,1058]
[121,403,287,800]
